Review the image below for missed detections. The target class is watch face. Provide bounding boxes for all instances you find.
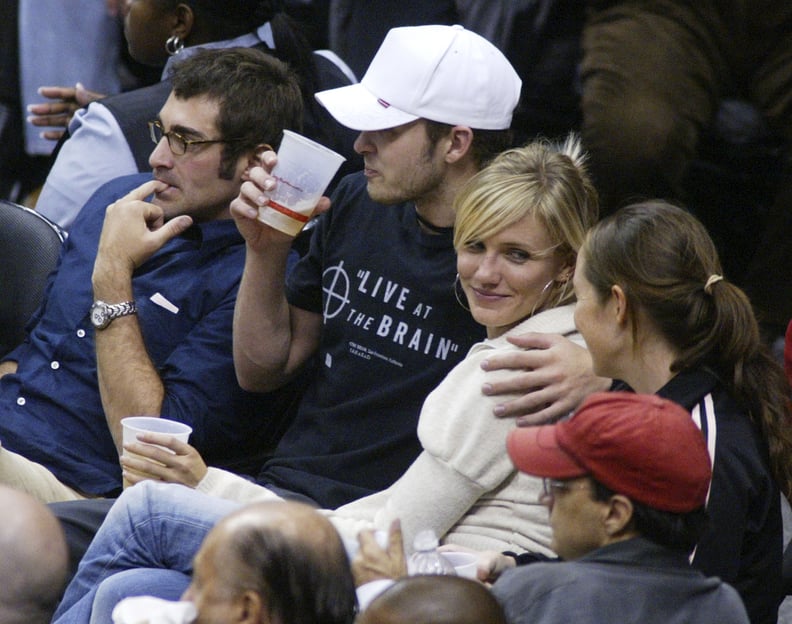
[91,303,108,328]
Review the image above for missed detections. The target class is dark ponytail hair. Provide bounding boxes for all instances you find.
[182,0,324,139]
[178,1,280,40]
[581,200,792,500]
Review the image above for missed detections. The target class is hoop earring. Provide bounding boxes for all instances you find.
[166,35,184,56]
[529,279,555,318]
[454,274,469,311]
[555,277,571,308]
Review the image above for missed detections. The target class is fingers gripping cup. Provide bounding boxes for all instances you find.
[120,416,192,488]
[258,130,346,236]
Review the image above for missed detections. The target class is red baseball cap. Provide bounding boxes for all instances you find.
[506,392,712,513]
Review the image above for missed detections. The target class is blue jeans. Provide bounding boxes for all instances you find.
[52,482,242,623]
[90,569,190,624]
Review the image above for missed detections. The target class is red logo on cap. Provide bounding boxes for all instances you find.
[377,98,391,109]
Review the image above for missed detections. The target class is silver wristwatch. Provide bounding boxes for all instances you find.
[90,300,137,330]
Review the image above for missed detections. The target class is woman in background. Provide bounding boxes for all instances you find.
[573,200,792,624]
[30,0,357,229]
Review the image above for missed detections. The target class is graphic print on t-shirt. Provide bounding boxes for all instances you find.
[322,260,461,369]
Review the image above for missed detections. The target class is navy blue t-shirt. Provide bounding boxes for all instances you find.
[258,173,484,508]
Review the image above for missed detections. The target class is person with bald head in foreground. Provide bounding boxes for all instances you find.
[357,575,506,624]
[103,498,357,624]
[0,485,69,624]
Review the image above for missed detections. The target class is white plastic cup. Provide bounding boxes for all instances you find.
[120,416,192,488]
[440,551,479,579]
[257,130,346,236]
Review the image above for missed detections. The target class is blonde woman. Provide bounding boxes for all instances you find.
[328,135,599,553]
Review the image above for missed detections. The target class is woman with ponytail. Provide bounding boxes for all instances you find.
[572,200,792,624]
[31,0,358,230]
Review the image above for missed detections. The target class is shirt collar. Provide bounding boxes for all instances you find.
[611,367,720,412]
[579,537,691,569]
[172,218,243,255]
[161,22,275,79]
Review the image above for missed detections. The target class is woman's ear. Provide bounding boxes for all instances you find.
[611,284,628,325]
[555,262,574,284]
[172,3,195,40]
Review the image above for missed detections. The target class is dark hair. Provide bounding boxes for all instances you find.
[171,0,323,144]
[591,479,708,554]
[581,200,792,500]
[189,0,319,97]
[174,0,283,39]
[169,47,303,178]
[424,120,513,170]
[225,514,356,624]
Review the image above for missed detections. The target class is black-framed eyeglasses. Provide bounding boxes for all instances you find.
[148,120,243,155]
[540,478,590,504]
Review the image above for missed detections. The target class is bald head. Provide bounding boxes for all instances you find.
[219,499,345,555]
[195,500,356,624]
[358,576,507,624]
[0,486,69,624]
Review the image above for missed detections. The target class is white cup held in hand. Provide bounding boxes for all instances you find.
[257,130,346,236]
[120,416,192,488]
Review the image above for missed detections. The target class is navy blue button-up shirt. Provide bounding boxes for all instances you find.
[0,173,295,496]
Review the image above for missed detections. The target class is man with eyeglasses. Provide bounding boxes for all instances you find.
[0,47,305,505]
[490,391,750,624]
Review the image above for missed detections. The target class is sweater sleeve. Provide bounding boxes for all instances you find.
[329,349,518,552]
[195,467,285,504]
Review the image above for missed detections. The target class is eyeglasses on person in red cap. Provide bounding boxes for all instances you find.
[506,392,712,513]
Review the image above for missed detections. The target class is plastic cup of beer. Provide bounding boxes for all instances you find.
[257,130,346,236]
[120,416,192,488]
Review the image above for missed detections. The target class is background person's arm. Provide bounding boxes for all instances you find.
[35,102,138,230]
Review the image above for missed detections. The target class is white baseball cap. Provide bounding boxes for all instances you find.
[315,25,522,131]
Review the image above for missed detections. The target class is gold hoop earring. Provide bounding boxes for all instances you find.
[529,279,555,318]
[454,274,469,311]
[555,277,571,307]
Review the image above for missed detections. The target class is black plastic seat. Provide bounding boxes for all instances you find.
[0,199,65,358]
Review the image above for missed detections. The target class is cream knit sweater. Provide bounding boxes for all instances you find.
[196,304,584,556]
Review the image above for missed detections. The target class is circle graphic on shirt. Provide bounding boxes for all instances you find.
[323,261,351,320]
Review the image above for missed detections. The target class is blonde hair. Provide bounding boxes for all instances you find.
[453,134,599,308]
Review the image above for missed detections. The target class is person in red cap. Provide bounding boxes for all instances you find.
[491,391,749,624]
